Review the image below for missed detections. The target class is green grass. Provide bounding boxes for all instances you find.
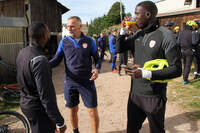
[168,77,200,119]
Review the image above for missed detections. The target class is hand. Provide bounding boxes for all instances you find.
[121,16,131,28]
[125,64,142,78]
[128,22,135,32]
[121,20,126,28]
[90,69,98,80]
[124,16,132,21]
[55,124,66,133]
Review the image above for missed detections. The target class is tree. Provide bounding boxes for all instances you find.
[88,2,126,36]
[107,2,125,25]
[125,12,132,17]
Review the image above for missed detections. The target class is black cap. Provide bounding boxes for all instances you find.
[165,20,174,26]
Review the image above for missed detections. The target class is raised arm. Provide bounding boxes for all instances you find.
[49,39,64,68]
[116,34,135,53]
[90,38,100,69]
[116,17,137,53]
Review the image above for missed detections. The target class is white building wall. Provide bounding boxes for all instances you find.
[62,24,68,38]
[156,0,196,14]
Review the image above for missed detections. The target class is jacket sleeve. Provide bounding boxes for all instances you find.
[103,38,107,50]
[91,38,100,69]
[192,31,200,45]
[151,31,182,80]
[31,56,64,126]
[109,36,114,53]
[97,38,101,48]
[116,34,135,53]
[49,39,64,68]
[112,37,116,45]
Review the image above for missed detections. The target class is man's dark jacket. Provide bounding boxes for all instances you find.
[16,43,64,126]
[97,36,106,52]
[116,20,182,98]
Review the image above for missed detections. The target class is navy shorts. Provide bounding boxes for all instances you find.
[64,81,97,108]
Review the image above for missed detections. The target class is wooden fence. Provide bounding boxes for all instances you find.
[0,26,25,65]
[0,26,25,83]
[0,27,24,44]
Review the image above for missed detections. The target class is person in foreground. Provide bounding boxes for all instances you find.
[49,16,100,133]
[116,1,182,133]
[16,22,66,133]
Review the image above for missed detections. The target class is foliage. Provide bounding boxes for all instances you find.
[125,12,132,17]
[88,2,127,36]
[107,2,124,25]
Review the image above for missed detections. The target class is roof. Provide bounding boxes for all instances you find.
[157,8,200,17]
[155,0,166,3]
[57,2,69,14]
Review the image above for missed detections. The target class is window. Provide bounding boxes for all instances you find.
[197,0,200,7]
[184,0,192,5]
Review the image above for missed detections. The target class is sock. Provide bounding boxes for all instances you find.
[73,128,79,133]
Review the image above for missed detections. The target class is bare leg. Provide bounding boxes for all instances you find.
[87,107,99,133]
[69,105,79,130]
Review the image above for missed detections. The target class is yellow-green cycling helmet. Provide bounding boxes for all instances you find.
[174,26,180,31]
[143,59,170,83]
[186,20,197,27]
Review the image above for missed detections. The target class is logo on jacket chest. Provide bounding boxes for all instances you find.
[149,40,156,48]
[82,43,88,48]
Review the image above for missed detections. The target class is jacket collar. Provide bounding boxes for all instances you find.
[141,18,160,34]
[80,32,86,38]
[134,19,160,38]
[30,42,45,52]
[69,32,86,39]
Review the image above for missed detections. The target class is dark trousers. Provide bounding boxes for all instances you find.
[182,49,194,81]
[119,52,128,73]
[194,45,200,73]
[100,49,105,60]
[22,108,56,133]
[99,50,105,70]
[194,57,200,73]
[127,95,166,133]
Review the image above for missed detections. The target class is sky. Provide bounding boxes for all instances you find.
[58,0,156,24]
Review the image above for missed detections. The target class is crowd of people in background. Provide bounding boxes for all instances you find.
[162,19,200,84]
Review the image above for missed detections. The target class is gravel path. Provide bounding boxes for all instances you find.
[51,59,200,133]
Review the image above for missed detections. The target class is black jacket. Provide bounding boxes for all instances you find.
[177,29,194,50]
[16,43,64,126]
[97,36,106,51]
[116,20,182,98]
[192,28,200,46]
